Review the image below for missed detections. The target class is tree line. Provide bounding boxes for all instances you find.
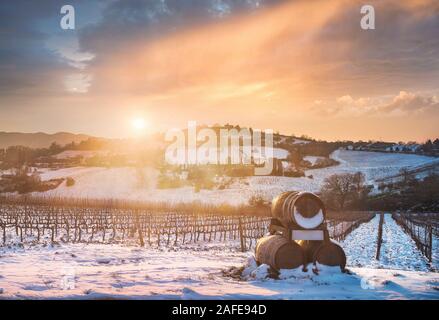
[321,171,439,212]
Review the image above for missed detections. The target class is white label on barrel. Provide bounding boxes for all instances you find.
[292,230,324,240]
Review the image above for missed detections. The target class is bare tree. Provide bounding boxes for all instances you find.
[321,172,367,210]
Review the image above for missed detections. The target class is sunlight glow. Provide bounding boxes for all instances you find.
[132,117,147,132]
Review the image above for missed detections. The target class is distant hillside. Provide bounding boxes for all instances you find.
[0,132,94,149]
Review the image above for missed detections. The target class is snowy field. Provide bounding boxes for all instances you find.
[28,150,439,205]
[0,214,438,300]
[341,215,430,271]
[433,237,439,271]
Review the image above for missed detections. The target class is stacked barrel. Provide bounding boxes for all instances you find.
[255,191,346,272]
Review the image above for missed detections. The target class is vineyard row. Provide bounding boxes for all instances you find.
[0,205,375,251]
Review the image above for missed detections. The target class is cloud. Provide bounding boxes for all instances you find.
[307,0,439,95]
[318,91,439,117]
[69,0,439,102]
[77,0,345,97]
[0,0,94,96]
[336,95,370,107]
[313,94,377,116]
[3,0,439,99]
[1,0,439,142]
[381,91,439,114]
[64,73,93,93]
[78,0,285,55]
[0,0,285,97]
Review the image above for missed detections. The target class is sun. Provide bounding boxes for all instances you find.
[132,117,147,131]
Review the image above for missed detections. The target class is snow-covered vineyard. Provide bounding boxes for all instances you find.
[0,213,438,299]
[0,149,438,299]
[342,215,436,271]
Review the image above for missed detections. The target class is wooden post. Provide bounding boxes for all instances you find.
[428,224,433,262]
[2,225,6,244]
[375,213,384,260]
[238,217,246,252]
[135,210,144,247]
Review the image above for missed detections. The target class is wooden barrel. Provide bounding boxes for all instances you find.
[312,240,346,271]
[296,240,323,264]
[271,191,325,229]
[255,235,304,270]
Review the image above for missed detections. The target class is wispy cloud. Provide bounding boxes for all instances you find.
[315,91,439,117]
[0,0,438,141]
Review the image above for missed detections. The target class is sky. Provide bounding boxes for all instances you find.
[0,0,438,142]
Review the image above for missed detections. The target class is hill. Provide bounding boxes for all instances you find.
[31,149,438,205]
[0,132,94,149]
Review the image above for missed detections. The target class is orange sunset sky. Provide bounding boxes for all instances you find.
[0,0,438,142]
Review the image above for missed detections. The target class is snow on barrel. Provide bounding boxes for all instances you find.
[298,239,346,271]
[271,191,325,229]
